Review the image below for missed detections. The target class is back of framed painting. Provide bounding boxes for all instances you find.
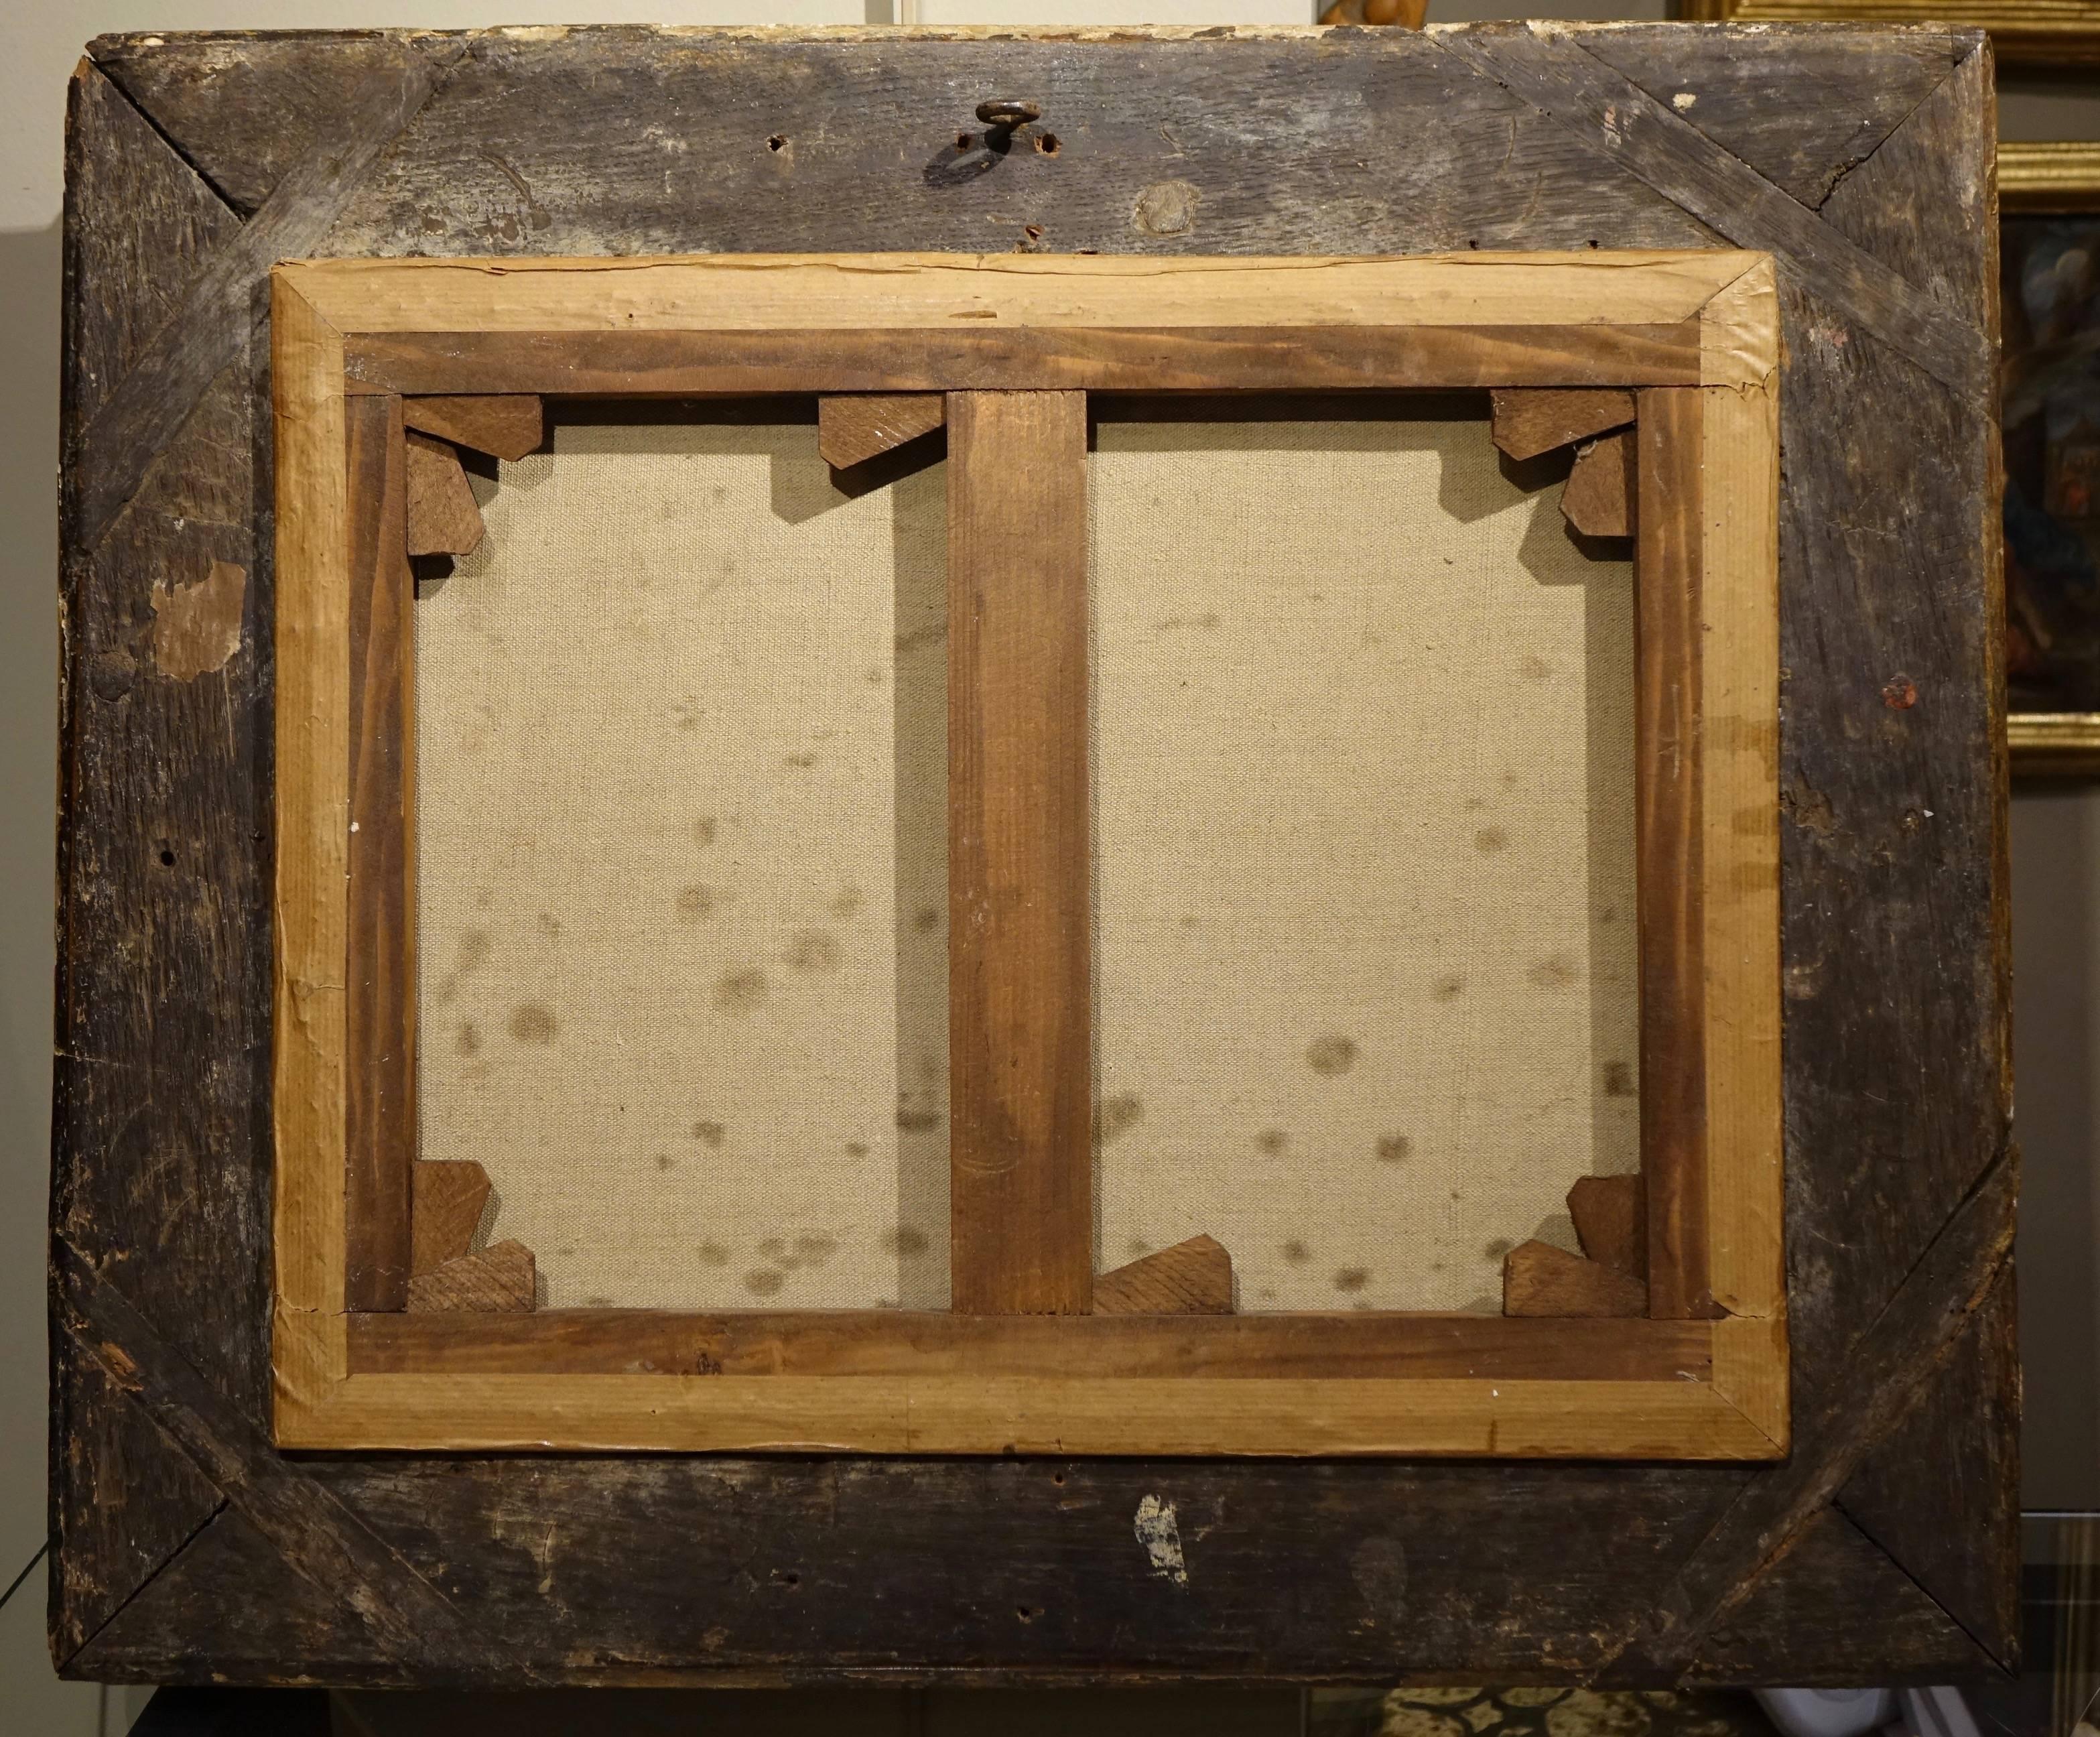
[51,23,2012,1689]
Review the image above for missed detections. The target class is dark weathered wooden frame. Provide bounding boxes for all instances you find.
[53,21,2013,1685]
[270,252,1782,1460]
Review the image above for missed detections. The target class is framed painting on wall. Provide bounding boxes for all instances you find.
[2003,143,2100,776]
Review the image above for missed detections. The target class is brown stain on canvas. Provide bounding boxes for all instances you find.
[1376,1133,1411,1164]
[1306,1034,1358,1076]
[691,1120,726,1147]
[715,967,769,1012]
[743,1268,785,1297]
[507,1002,557,1043]
[1098,1092,1143,1143]
[1527,954,1578,989]
[882,1226,930,1257]
[150,558,245,680]
[1602,1061,1636,1098]
[676,884,722,921]
[1473,826,1509,854]
[435,928,492,1007]
[784,929,842,972]
[1256,1129,1289,1156]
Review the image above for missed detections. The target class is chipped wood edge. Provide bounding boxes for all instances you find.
[271,272,350,1373]
[276,1365,1779,1458]
[1699,373,1785,1332]
[1561,428,1635,537]
[279,251,1772,336]
[1699,255,1778,391]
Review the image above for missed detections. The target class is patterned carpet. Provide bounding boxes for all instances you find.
[1309,1687,1784,1736]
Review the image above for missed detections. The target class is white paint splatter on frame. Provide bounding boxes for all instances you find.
[1134,1494,1188,1587]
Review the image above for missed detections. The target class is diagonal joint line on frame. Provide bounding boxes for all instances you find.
[1435,23,1991,400]
[52,1235,520,1677]
[72,44,464,555]
[1591,1139,2016,1677]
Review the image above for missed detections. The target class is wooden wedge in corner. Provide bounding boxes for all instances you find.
[1489,387,1634,462]
[411,1159,493,1275]
[404,430,486,556]
[1095,1235,1234,1314]
[404,394,544,462]
[406,1239,536,1312]
[819,393,946,469]
[1567,1174,1646,1281]
[1561,428,1636,538]
[1503,1240,1646,1318]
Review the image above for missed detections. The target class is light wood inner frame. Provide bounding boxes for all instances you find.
[273,253,1784,1458]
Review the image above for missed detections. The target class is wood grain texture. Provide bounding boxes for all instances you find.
[287,251,1759,335]
[52,60,255,1665]
[1835,1268,2020,1665]
[73,45,454,551]
[817,392,945,468]
[1687,1506,2005,1683]
[410,1161,491,1275]
[1569,1175,1647,1281]
[269,273,351,1332]
[401,393,542,460]
[1693,373,1784,1330]
[1561,428,1635,537]
[55,1242,501,1674]
[1504,1242,1650,1319]
[281,1370,1776,1458]
[349,1310,1713,1382]
[344,393,415,1313]
[1609,1151,2014,1677]
[1093,1236,1234,1315]
[1636,390,1713,1320]
[947,391,1092,1316]
[1489,386,1635,460]
[55,21,2006,1686]
[1580,23,1959,208]
[1777,44,2008,1387]
[402,431,484,557]
[76,1453,1747,1687]
[344,322,1706,397]
[93,33,455,216]
[404,1242,536,1313]
[1444,25,1990,398]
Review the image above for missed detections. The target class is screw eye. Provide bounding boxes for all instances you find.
[975,101,1041,128]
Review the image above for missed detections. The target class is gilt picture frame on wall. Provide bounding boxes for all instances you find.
[2001,142,2100,775]
[1681,1,2100,66]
